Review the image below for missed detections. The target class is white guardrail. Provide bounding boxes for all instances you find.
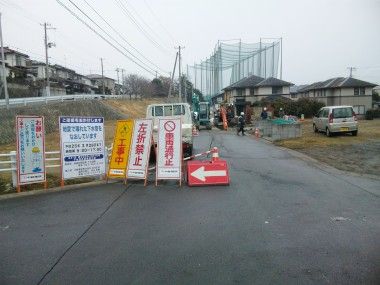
[0,94,129,108]
[0,146,112,188]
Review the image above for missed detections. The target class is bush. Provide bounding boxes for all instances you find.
[365,109,380,120]
[259,97,325,118]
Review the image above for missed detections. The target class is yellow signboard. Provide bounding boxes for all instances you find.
[108,119,134,178]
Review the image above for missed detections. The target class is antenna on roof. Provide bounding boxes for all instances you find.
[347,67,357,77]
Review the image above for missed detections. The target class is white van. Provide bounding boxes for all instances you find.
[146,103,194,157]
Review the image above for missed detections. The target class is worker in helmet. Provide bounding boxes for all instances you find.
[261,107,268,120]
[279,107,285,118]
[237,112,246,136]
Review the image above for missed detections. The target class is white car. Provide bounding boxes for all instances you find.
[313,106,358,137]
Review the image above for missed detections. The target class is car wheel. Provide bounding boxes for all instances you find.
[313,124,318,133]
[352,130,358,136]
[326,128,332,137]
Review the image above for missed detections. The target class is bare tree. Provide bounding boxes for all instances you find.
[123,73,151,99]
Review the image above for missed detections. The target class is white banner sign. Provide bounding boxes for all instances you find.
[59,116,105,180]
[156,118,182,180]
[127,119,153,179]
[16,116,46,185]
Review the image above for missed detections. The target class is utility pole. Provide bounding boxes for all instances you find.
[168,52,178,98]
[347,67,357,77]
[100,58,105,95]
[175,46,185,102]
[42,22,55,97]
[121,68,125,95]
[0,13,9,109]
[115,68,120,95]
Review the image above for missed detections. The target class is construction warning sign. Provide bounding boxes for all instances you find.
[16,116,46,185]
[156,118,182,180]
[127,119,153,180]
[108,119,134,178]
[59,116,105,180]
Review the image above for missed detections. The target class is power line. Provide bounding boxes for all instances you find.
[122,0,172,48]
[143,0,176,43]
[81,0,167,74]
[114,0,170,54]
[56,0,161,76]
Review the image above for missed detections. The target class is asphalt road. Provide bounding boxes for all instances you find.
[1,130,379,285]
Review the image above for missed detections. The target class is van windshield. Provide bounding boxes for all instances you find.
[333,107,353,118]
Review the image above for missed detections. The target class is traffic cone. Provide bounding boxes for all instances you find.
[254,128,260,138]
[211,147,219,161]
[192,125,199,136]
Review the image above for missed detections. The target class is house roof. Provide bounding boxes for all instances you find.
[299,77,377,92]
[86,74,115,81]
[223,74,293,91]
[3,47,29,58]
[255,77,294,87]
[223,75,264,90]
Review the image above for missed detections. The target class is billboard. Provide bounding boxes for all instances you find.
[59,116,105,180]
[127,119,153,180]
[108,120,134,178]
[156,118,182,180]
[16,116,46,185]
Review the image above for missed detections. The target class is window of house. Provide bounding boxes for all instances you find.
[291,94,297,98]
[250,88,255,95]
[354,88,359,95]
[236,89,243,96]
[272,86,282,94]
[360,87,365,95]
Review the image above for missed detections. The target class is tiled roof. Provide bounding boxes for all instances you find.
[298,77,377,92]
[223,74,264,90]
[255,77,293,87]
[223,75,293,91]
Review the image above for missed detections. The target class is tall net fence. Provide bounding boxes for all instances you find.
[187,39,281,99]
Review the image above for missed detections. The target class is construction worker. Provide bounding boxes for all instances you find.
[279,107,285,118]
[237,112,245,136]
[261,107,268,120]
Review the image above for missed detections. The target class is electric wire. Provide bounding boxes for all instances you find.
[55,0,159,76]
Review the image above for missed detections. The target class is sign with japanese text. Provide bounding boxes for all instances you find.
[156,118,182,180]
[16,116,46,185]
[127,119,153,179]
[108,119,134,178]
[59,116,105,180]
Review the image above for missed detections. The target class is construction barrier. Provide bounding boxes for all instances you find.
[187,147,230,186]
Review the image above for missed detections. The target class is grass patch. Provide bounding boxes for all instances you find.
[274,119,380,150]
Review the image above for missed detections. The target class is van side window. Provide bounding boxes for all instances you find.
[155,106,163,116]
[173,105,183,115]
[322,109,329,118]
[164,105,172,116]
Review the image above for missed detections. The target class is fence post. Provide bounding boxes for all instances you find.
[10,151,17,188]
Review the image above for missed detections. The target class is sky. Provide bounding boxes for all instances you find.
[1,0,379,86]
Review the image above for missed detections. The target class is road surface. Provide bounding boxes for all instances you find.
[1,130,379,284]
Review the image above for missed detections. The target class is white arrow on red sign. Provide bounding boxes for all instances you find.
[190,166,227,182]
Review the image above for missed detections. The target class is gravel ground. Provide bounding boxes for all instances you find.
[298,141,380,177]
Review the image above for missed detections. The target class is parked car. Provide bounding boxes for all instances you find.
[313,106,358,137]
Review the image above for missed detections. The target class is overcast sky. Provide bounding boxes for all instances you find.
[1,0,379,85]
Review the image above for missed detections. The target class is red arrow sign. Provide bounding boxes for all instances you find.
[187,160,230,186]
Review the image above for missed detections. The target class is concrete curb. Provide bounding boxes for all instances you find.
[0,180,119,201]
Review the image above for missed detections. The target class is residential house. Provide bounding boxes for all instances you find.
[86,74,116,94]
[3,47,29,68]
[222,75,294,114]
[297,77,377,115]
